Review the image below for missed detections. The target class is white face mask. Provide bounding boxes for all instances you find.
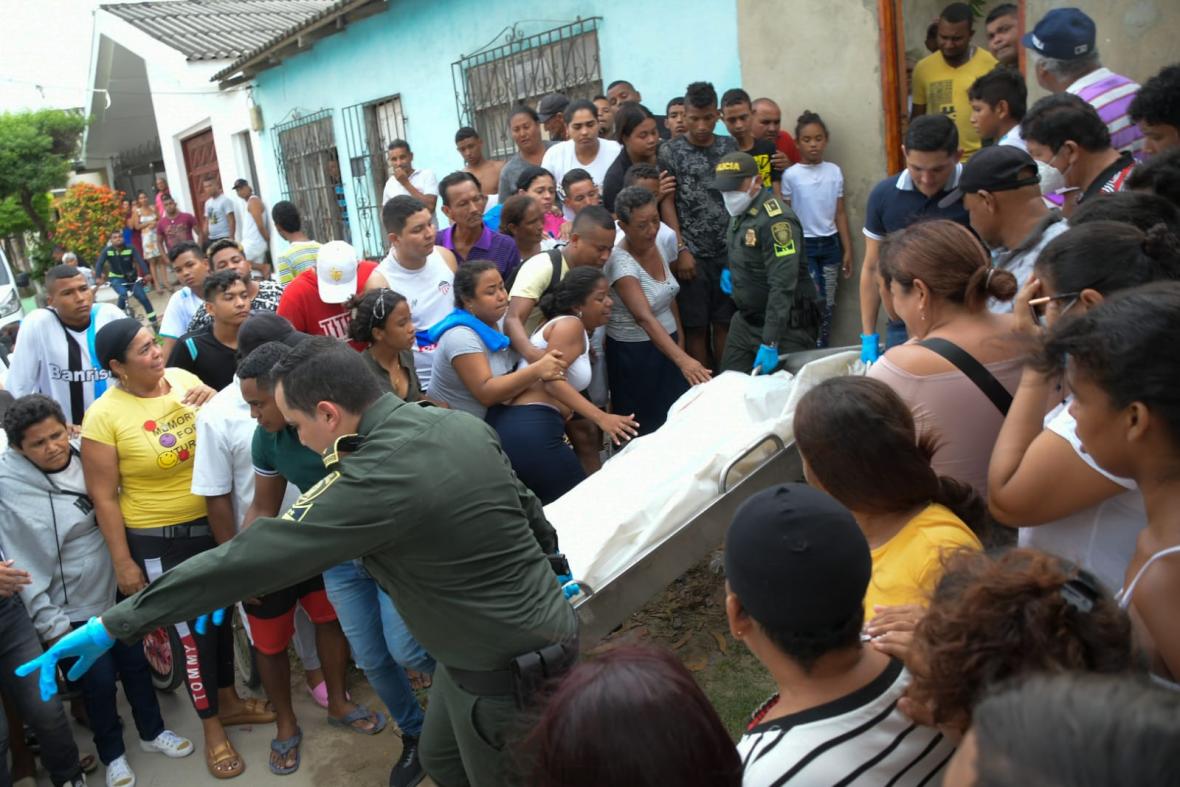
[1037,159,1067,196]
[722,180,761,216]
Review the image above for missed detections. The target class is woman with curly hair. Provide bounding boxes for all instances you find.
[903,548,1135,737]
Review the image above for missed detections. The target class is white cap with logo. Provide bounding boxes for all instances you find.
[316,240,359,304]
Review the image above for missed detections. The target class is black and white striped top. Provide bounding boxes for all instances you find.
[738,659,954,787]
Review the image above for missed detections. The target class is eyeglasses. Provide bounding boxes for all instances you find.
[1028,291,1081,326]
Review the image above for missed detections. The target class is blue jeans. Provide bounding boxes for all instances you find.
[322,561,431,737]
[109,278,156,320]
[0,597,83,787]
[66,621,165,765]
[806,235,842,348]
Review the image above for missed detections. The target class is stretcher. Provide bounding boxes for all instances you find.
[546,347,860,644]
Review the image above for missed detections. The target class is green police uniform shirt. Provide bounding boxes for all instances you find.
[104,395,577,670]
[727,191,818,345]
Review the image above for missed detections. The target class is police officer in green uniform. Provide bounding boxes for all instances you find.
[713,152,818,374]
[20,336,579,787]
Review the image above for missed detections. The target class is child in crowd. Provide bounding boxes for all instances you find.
[1037,282,1180,684]
[781,111,851,347]
[968,66,1028,150]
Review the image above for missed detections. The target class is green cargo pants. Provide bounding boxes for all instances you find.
[419,663,522,787]
[720,312,817,374]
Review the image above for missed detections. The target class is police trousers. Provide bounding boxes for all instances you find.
[720,311,816,374]
[419,663,522,787]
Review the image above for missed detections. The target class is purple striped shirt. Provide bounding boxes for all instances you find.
[1068,68,1145,159]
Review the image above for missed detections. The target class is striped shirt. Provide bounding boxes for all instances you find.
[738,659,954,787]
[275,240,321,286]
[1067,68,1145,159]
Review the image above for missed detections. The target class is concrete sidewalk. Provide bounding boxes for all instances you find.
[33,673,432,786]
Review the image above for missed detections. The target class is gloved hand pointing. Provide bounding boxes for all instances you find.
[752,344,779,376]
[16,617,115,701]
[195,607,227,635]
[860,333,881,364]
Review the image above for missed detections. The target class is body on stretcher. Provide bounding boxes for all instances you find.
[545,348,860,644]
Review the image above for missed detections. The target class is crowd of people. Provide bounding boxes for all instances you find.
[1,3,1180,786]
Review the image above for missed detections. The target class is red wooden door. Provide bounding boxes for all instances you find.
[182,129,220,223]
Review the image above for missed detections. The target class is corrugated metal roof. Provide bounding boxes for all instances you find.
[102,0,342,61]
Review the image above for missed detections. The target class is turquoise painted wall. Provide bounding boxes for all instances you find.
[252,0,741,255]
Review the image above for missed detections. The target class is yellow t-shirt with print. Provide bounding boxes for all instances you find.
[911,47,998,158]
[864,503,982,612]
[81,367,207,528]
[509,251,569,333]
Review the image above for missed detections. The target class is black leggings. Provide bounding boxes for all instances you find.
[487,404,586,504]
[126,524,234,719]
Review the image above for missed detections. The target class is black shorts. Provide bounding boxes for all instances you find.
[675,253,735,329]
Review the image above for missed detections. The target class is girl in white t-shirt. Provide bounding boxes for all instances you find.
[781,111,852,347]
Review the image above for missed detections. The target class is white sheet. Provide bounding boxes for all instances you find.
[549,351,858,591]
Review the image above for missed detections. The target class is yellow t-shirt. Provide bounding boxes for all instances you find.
[911,47,998,158]
[509,251,569,334]
[81,368,207,528]
[864,503,982,612]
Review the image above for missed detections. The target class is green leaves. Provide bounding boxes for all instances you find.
[0,109,87,239]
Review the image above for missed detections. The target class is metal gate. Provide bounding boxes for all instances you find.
[342,96,407,258]
[271,110,347,245]
[452,18,603,159]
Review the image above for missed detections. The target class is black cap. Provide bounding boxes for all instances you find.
[232,178,250,190]
[94,318,147,371]
[938,145,1041,208]
[724,484,871,633]
[537,93,570,122]
[710,152,760,191]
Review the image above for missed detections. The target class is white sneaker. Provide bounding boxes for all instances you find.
[105,755,135,787]
[139,729,194,758]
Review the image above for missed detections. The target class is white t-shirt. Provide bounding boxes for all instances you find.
[604,245,680,342]
[160,287,202,340]
[1018,400,1146,591]
[191,381,299,530]
[541,139,623,220]
[5,304,124,423]
[998,125,1028,152]
[382,168,440,207]
[781,161,844,238]
[614,220,678,263]
[376,248,455,388]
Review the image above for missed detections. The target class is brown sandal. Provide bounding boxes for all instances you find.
[206,740,245,779]
[219,697,276,726]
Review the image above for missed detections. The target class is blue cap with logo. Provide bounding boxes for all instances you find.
[1022,7,1097,61]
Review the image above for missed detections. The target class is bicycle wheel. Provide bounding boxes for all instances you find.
[143,626,183,692]
[233,607,261,689]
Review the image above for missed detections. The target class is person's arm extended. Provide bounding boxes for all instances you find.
[241,472,286,530]
[5,319,41,397]
[504,297,544,362]
[397,172,436,214]
[988,367,1126,524]
[858,236,882,335]
[452,348,562,407]
[204,494,237,545]
[248,197,267,238]
[81,438,146,597]
[835,196,854,277]
[613,275,709,384]
[659,196,696,281]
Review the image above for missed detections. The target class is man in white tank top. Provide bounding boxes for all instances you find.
[368,196,458,388]
[234,179,271,278]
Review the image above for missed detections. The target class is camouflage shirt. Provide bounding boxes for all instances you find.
[187,279,284,332]
[658,134,738,259]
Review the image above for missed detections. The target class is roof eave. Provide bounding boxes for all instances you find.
[213,0,386,88]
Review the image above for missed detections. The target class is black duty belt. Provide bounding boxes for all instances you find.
[130,520,212,540]
[447,637,580,708]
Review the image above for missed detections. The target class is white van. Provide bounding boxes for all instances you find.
[0,246,23,332]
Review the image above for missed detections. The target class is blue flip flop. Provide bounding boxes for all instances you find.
[269,728,302,775]
[327,704,387,735]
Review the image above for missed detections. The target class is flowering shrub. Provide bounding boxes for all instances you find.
[53,183,125,265]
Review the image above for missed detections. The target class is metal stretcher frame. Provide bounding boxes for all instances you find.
[573,346,856,644]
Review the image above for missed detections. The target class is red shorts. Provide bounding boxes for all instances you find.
[244,576,336,656]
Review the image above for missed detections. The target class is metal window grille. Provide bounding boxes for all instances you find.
[342,96,407,258]
[452,18,603,160]
[271,110,348,245]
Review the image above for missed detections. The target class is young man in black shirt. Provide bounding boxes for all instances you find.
[168,270,250,390]
[722,88,782,197]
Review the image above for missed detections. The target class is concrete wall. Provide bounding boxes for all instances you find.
[1024,0,1180,97]
[250,0,742,257]
[737,0,885,345]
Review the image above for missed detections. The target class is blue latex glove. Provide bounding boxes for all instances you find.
[16,617,115,701]
[194,607,227,635]
[751,344,779,376]
[860,333,881,364]
[556,573,581,599]
[719,267,733,295]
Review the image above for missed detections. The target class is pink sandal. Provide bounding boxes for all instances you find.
[307,681,350,709]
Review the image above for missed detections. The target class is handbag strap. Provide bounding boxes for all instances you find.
[918,337,1013,415]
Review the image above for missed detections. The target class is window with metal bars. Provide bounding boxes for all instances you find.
[271,110,348,246]
[452,18,603,160]
[341,96,407,258]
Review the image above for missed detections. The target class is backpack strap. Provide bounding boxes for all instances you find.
[918,337,1013,415]
[542,248,564,299]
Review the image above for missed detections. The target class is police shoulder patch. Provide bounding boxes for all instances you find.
[282,470,341,522]
[763,198,783,217]
[771,221,793,246]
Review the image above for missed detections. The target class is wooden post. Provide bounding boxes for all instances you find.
[878,0,905,174]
